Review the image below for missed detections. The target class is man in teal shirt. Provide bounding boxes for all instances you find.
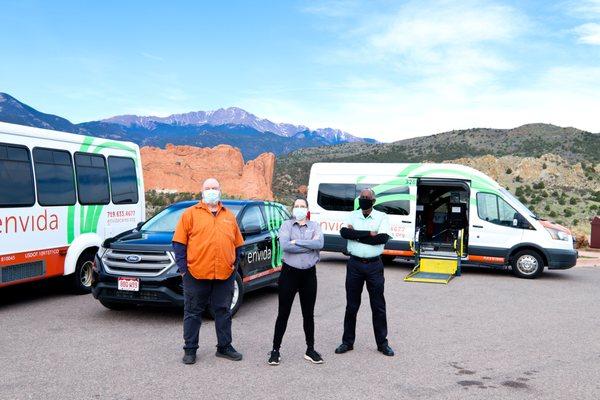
[335,188,395,357]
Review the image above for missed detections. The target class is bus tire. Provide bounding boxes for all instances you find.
[511,249,544,279]
[69,249,96,294]
[99,299,130,311]
[207,270,244,319]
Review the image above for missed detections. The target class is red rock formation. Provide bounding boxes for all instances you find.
[141,144,275,200]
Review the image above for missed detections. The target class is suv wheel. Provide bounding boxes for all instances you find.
[511,250,544,279]
[208,271,244,318]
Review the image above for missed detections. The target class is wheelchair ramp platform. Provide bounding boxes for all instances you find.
[404,229,464,285]
[404,256,459,284]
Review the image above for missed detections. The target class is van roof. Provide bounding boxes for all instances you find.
[310,162,501,191]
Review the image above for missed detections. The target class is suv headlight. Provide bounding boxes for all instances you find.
[545,227,570,241]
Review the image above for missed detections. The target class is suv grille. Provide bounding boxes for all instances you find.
[102,249,174,277]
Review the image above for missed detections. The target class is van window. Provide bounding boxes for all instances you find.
[358,184,410,215]
[0,143,35,207]
[33,148,76,206]
[108,157,139,204]
[317,184,357,211]
[74,153,110,205]
[477,192,518,227]
[318,183,410,214]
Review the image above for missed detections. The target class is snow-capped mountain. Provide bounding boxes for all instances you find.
[102,107,367,143]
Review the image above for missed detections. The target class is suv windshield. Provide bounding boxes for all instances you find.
[142,203,243,232]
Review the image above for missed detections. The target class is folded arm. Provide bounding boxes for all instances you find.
[279,223,311,253]
[295,224,324,250]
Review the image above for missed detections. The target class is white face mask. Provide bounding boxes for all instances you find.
[202,189,221,205]
[292,207,308,221]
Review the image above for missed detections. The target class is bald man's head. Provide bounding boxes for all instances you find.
[202,178,220,191]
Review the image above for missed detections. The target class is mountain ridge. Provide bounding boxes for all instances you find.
[0,92,373,159]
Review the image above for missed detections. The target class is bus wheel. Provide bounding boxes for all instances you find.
[69,250,95,294]
[511,250,544,279]
[207,271,244,318]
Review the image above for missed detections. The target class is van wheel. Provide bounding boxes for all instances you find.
[69,250,96,294]
[208,271,244,318]
[511,250,544,279]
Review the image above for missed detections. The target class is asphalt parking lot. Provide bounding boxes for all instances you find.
[1,252,600,400]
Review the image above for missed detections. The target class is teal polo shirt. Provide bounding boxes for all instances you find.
[344,209,392,258]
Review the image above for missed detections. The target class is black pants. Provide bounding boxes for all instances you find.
[183,272,234,353]
[342,257,388,347]
[272,263,317,350]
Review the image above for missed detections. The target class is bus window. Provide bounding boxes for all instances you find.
[33,148,76,206]
[108,156,139,204]
[0,143,35,207]
[317,184,355,211]
[74,153,110,205]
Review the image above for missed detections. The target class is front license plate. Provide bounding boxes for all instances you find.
[118,277,139,291]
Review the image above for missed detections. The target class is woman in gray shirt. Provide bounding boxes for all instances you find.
[268,198,324,366]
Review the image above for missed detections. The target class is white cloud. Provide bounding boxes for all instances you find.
[573,22,600,44]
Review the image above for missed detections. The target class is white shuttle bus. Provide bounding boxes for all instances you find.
[0,122,145,292]
[307,163,577,278]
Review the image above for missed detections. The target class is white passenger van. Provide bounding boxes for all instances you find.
[307,163,577,278]
[0,122,145,292]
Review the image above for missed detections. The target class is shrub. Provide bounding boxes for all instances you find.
[506,168,512,174]
[569,197,578,205]
[549,211,557,218]
[515,176,523,182]
[544,205,550,211]
[542,163,547,169]
[558,198,566,205]
[564,208,573,217]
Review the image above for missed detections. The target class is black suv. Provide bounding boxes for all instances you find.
[92,200,290,315]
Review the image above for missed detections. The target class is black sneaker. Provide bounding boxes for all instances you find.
[304,348,324,364]
[335,343,353,354]
[216,344,243,361]
[268,349,280,366]
[377,344,395,357]
[182,352,196,364]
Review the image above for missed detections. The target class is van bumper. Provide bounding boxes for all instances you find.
[546,248,578,269]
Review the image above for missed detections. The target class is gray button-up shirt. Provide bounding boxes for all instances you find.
[278,219,324,269]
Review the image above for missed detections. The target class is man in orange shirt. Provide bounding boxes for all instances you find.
[172,178,244,364]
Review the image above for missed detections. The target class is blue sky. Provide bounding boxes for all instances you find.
[1,0,600,142]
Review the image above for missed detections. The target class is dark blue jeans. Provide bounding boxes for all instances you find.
[183,272,234,353]
[342,257,388,347]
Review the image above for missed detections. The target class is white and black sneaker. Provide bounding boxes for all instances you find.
[304,348,324,364]
[268,349,281,366]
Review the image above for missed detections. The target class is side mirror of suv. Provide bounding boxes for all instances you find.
[241,225,262,237]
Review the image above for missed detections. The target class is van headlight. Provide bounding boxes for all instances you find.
[545,227,570,241]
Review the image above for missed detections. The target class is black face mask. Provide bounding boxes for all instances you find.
[358,198,374,210]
